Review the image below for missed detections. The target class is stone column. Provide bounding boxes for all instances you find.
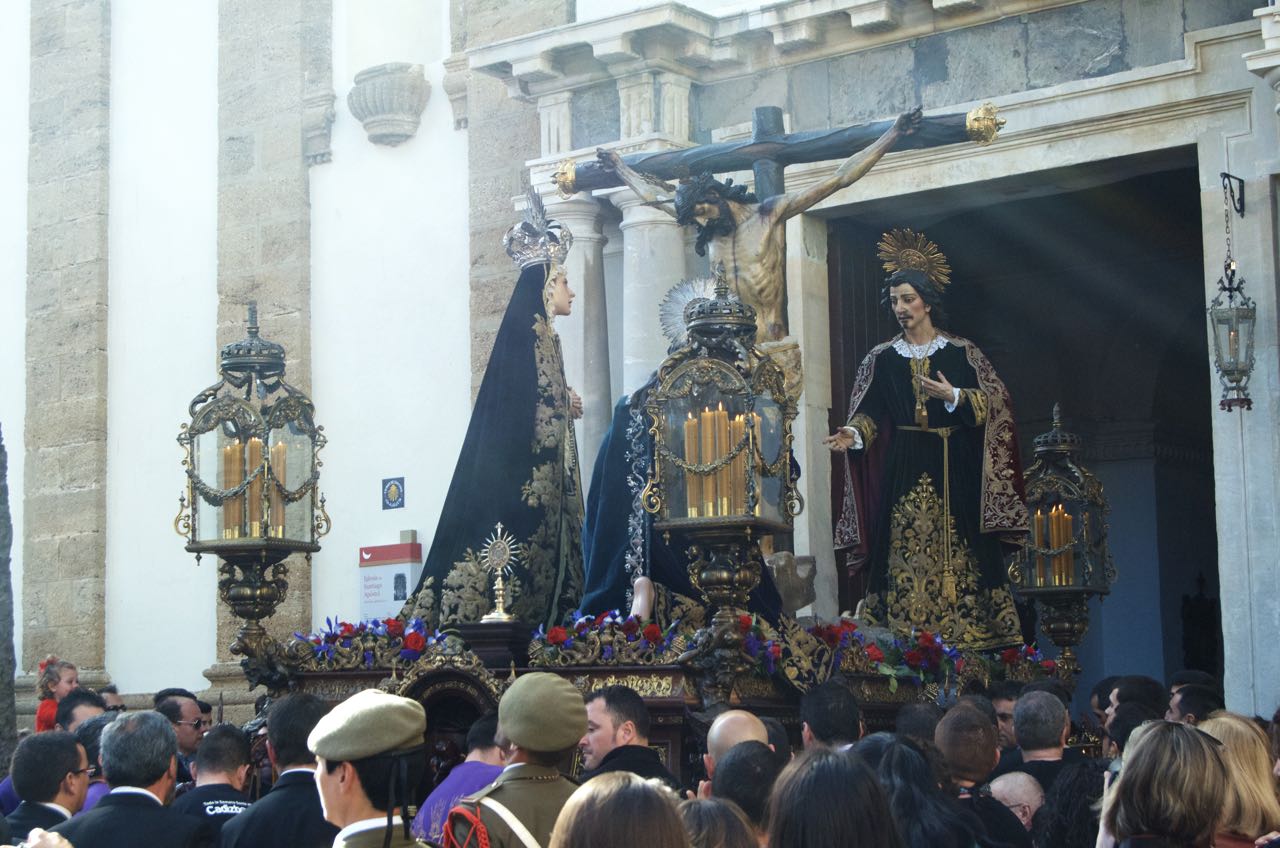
[612,191,686,395]
[207,0,327,696]
[550,194,610,488]
[785,214,838,620]
[23,0,112,673]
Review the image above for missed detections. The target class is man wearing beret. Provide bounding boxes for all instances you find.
[444,673,584,848]
[309,689,429,848]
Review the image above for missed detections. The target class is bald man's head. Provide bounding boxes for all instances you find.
[705,710,768,772]
[989,771,1044,830]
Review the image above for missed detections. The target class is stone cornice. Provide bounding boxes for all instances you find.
[468,0,1096,98]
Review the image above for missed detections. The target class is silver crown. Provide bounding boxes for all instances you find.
[504,189,574,269]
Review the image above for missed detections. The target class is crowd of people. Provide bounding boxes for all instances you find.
[5,658,1278,848]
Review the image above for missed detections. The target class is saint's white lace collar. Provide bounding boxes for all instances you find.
[891,335,948,358]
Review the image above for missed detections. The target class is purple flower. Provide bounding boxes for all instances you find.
[602,645,614,661]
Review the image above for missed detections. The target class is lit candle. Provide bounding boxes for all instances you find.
[1064,511,1074,585]
[684,413,699,518]
[269,441,287,537]
[1033,508,1045,587]
[700,407,716,517]
[730,415,746,514]
[222,443,242,537]
[1228,328,1239,364]
[246,437,264,537]
[715,402,730,516]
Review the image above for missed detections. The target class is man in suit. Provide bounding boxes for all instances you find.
[309,689,427,848]
[157,695,206,784]
[51,710,214,848]
[219,693,339,848]
[446,673,585,848]
[6,732,86,841]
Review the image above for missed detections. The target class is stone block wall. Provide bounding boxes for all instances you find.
[452,0,573,394]
[214,0,329,663]
[23,0,112,671]
[691,0,1257,140]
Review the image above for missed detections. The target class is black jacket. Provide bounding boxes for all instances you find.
[50,791,213,848]
[6,801,63,842]
[581,745,680,792]
[218,770,338,848]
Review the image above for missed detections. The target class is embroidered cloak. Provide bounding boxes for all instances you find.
[835,333,1026,650]
[407,262,584,630]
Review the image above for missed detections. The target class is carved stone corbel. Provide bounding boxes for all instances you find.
[347,62,431,146]
[442,53,470,130]
[302,90,336,165]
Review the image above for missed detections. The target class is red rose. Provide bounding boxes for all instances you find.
[642,623,663,644]
[546,626,569,646]
[864,644,884,663]
[1024,645,1037,658]
[904,649,924,669]
[1000,648,1020,665]
[339,622,354,637]
[768,643,782,659]
[383,618,404,638]
[917,631,935,648]
[738,614,753,634]
[402,631,426,652]
[840,620,859,634]
[621,617,640,636]
[1041,660,1057,673]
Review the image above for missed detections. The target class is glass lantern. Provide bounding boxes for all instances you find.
[1208,258,1256,412]
[643,275,800,535]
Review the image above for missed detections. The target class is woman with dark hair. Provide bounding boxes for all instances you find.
[854,733,990,848]
[405,191,585,629]
[549,772,689,848]
[826,229,1025,650]
[765,747,905,848]
[1033,758,1108,848]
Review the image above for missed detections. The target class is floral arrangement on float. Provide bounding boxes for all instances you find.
[805,618,966,694]
[988,644,1058,681]
[527,610,690,666]
[291,616,464,670]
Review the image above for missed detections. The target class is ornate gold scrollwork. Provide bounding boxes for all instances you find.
[966,102,1005,146]
[553,158,578,199]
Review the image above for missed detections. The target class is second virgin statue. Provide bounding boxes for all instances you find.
[406,192,585,629]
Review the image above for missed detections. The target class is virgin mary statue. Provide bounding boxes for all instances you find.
[406,192,584,630]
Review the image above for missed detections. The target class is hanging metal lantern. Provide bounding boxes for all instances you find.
[174,303,330,657]
[1009,404,1115,681]
[1208,173,1255,412]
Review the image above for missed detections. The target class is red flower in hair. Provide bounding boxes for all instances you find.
[738,615,753,634]
[1000,648,1020,665]
[383,618,404,638]
[904,649,924,669]
[402,631,426,652]
[865,644,885,664]
[642,623,664,644]
[546,626,569,646]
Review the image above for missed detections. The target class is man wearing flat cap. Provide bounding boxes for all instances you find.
[309,689,429,848]
[444,673,584,848]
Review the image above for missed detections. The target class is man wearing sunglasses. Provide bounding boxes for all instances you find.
[157,696,206,785]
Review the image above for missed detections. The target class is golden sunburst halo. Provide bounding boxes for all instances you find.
[877,228,951,291]
[480,522,522,575]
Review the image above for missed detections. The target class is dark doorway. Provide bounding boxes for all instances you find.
[827,148,1222,682]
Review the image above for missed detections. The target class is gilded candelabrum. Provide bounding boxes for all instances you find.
[643,266,802,706]
[1008,405,1115,682]
[174,304,331,683]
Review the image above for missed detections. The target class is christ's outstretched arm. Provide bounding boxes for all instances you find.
[596,148,679,217]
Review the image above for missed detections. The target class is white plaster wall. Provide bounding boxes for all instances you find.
[105,3,219,692]
[309,0,470,625]
[0,1,31,670]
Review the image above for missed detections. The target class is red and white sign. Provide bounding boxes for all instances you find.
[359,542,423,620]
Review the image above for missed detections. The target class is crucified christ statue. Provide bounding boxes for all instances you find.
[597,109,922,342]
